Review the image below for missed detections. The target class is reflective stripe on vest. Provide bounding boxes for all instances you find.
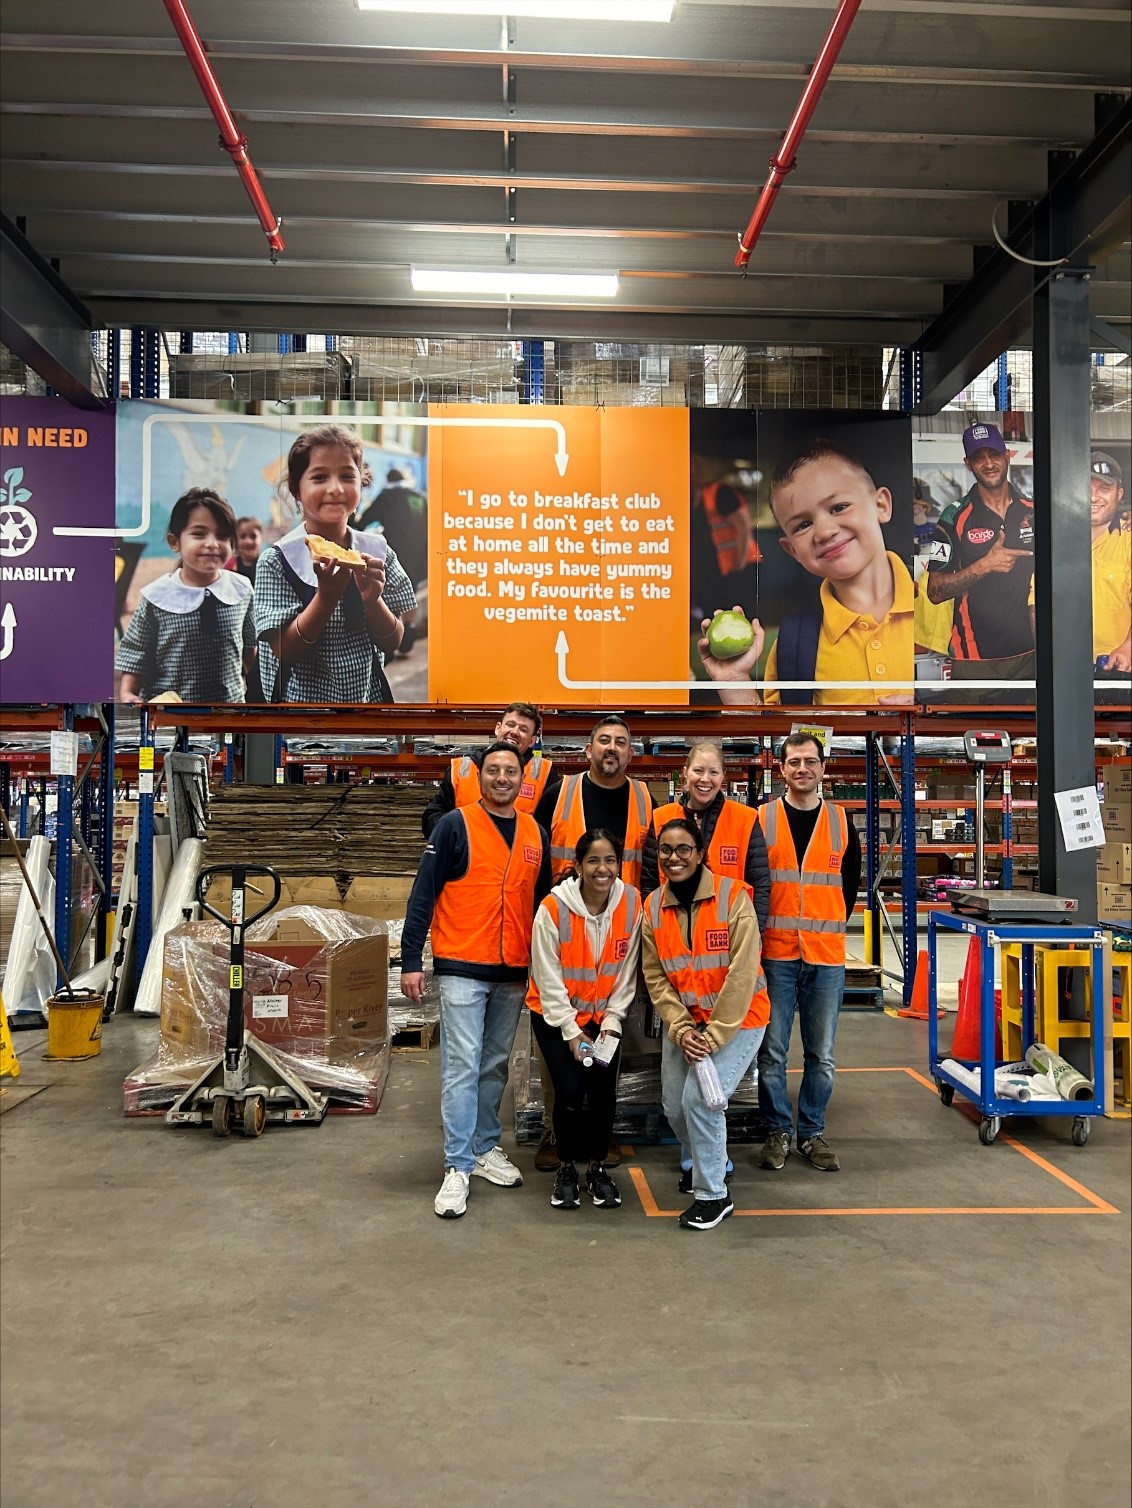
[550,774,652,889]
[647,874,768,1028]
[452,751,551,816]
[431,804,542,968]
[527,887,641,1025]
[759,797,848,965]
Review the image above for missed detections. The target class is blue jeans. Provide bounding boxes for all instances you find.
[661,1027,764,1202]
[757,957,845,1144]
[438,975,526,1173]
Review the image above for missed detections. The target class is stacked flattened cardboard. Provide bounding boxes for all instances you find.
[204,785,430,881]
[1099,766,1132,926]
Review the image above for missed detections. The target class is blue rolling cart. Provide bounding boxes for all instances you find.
[928,909,1106,1147]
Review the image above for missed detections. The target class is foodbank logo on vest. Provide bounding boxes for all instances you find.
[0,397,117,702]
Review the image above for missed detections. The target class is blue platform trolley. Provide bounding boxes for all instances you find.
[928,910,1106,1147]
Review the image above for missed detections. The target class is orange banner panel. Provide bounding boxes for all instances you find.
[428,405,689,705]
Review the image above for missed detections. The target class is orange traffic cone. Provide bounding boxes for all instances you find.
[949,935,1001,1061]
[896,950,943,1020]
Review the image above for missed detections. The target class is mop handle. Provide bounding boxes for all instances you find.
[1,807,75,993]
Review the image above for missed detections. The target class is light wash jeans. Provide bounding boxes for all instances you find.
[438,975,526,1173]
[661,1026,764,1202]
[757,957,845,1145]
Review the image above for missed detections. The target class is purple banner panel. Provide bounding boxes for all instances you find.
[0,396,117,702]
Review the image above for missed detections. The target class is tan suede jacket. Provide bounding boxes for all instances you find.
[641,866,763,1053]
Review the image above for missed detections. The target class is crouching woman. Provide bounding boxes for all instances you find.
[527,829,641,1213]
[642,818,770,1232]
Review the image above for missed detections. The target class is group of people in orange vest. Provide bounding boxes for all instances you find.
[402,703,860,1231]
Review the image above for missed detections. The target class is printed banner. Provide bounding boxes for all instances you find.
[0,397,117,701]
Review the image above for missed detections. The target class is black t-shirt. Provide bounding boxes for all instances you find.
[928,484,1035,659]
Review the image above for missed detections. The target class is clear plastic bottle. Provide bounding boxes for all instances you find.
[694,1051,727,1111]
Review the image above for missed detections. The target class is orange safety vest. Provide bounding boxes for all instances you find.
[431,803,543,968]
[701,481,760,577]
[646,873,769,1030]
[450,752,552,815]
[757,797,848,965]
[526,887,642,1027]
[651,798,758,884]
[549,774,653,890]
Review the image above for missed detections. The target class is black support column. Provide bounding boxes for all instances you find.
[1031,265,1097,918]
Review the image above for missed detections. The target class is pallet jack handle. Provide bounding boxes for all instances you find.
[196,865,281,1066]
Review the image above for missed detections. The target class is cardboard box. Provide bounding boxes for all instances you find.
[345,876,415,921]
[1098,882,1132,925]
[1097,842,1132,885]
[1101,801,1132,843]
[1102,765,1132,799]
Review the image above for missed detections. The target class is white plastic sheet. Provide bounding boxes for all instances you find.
[133,838,203,1017]
[1,837,56,1019]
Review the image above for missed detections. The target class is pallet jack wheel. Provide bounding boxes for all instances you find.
[242,1094,267,1138]
[212,1097,232,1138]
[1071,1116,1090,1147]
[978,1116,1000,1146]
[937,1081,954,1107]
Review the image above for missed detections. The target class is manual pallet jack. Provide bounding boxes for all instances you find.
[166,864,329,1138]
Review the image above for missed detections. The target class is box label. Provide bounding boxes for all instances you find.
[252,993,289,1020]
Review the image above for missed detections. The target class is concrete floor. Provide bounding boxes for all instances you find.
[2,935,1130,1508]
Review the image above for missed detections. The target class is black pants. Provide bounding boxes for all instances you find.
[530,1013,620,1166]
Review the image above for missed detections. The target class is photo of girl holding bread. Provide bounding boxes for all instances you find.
[254,424,417,703]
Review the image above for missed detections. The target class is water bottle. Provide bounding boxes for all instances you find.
[694,1050,727,1112]
[578,1041,596,1069]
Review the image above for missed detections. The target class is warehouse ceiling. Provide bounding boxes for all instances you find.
[0,0,1130,347]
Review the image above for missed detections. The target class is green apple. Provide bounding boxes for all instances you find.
[706,609,755,661]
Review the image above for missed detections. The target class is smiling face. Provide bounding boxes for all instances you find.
[494,710,538,755]
[773,457,892,583]
[168,504,232,587]
[780,739,825,801]
[1091,472,1124,532]
[683,748,725,810]
[578,837,620,899]
[657,823,703,884]
[236,520,263,564]
[479,749,523,811]
[297,443,363,540]
[586,723,632,784]
[965,447,1010,491]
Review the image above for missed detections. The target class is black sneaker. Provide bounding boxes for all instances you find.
[550,1162,580,1209]
[677,1167,693,1194]
[586,1164,621,1208]
[678,1197,734,1231]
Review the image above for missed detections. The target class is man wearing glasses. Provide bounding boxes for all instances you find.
[754,733,860,1174]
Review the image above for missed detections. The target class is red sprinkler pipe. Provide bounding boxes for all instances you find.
[161,0,285,260]
[734,0,862,270]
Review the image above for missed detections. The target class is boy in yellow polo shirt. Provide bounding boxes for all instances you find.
[700,438,914,706]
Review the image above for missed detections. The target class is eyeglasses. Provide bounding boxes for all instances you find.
[658,843,696,860]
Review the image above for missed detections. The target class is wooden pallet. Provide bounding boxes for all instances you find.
[391,1020,438,1053]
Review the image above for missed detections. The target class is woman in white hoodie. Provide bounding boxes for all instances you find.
[526,829,642,1211]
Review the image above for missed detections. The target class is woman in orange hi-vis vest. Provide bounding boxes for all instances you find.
[642,818,770,1232]
[640,740,770,930]
[527,829,642,1213]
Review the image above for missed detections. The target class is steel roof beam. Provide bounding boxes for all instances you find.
[912,99,1131,413]
[0,212,105,409]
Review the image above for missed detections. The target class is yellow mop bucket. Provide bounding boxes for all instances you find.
[45,990,104,1061]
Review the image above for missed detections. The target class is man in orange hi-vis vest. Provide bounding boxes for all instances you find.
[421,702,552,837]
[754,733,861,1175]
[402,741,551,1220]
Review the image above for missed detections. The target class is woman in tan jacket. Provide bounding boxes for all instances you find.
[642,818,770,1231]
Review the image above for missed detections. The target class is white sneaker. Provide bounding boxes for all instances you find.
[434,1167,470,1218]
[470,1147,523,1187]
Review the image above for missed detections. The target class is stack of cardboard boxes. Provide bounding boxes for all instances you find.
[1098,765,1132,926]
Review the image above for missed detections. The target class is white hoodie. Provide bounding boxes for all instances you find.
[529,875,642,1042]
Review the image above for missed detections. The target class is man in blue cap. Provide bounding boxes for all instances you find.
[925,421,1035,680]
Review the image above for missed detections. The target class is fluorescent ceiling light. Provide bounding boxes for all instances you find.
[358,2,675,20]
[411,267,619,298]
